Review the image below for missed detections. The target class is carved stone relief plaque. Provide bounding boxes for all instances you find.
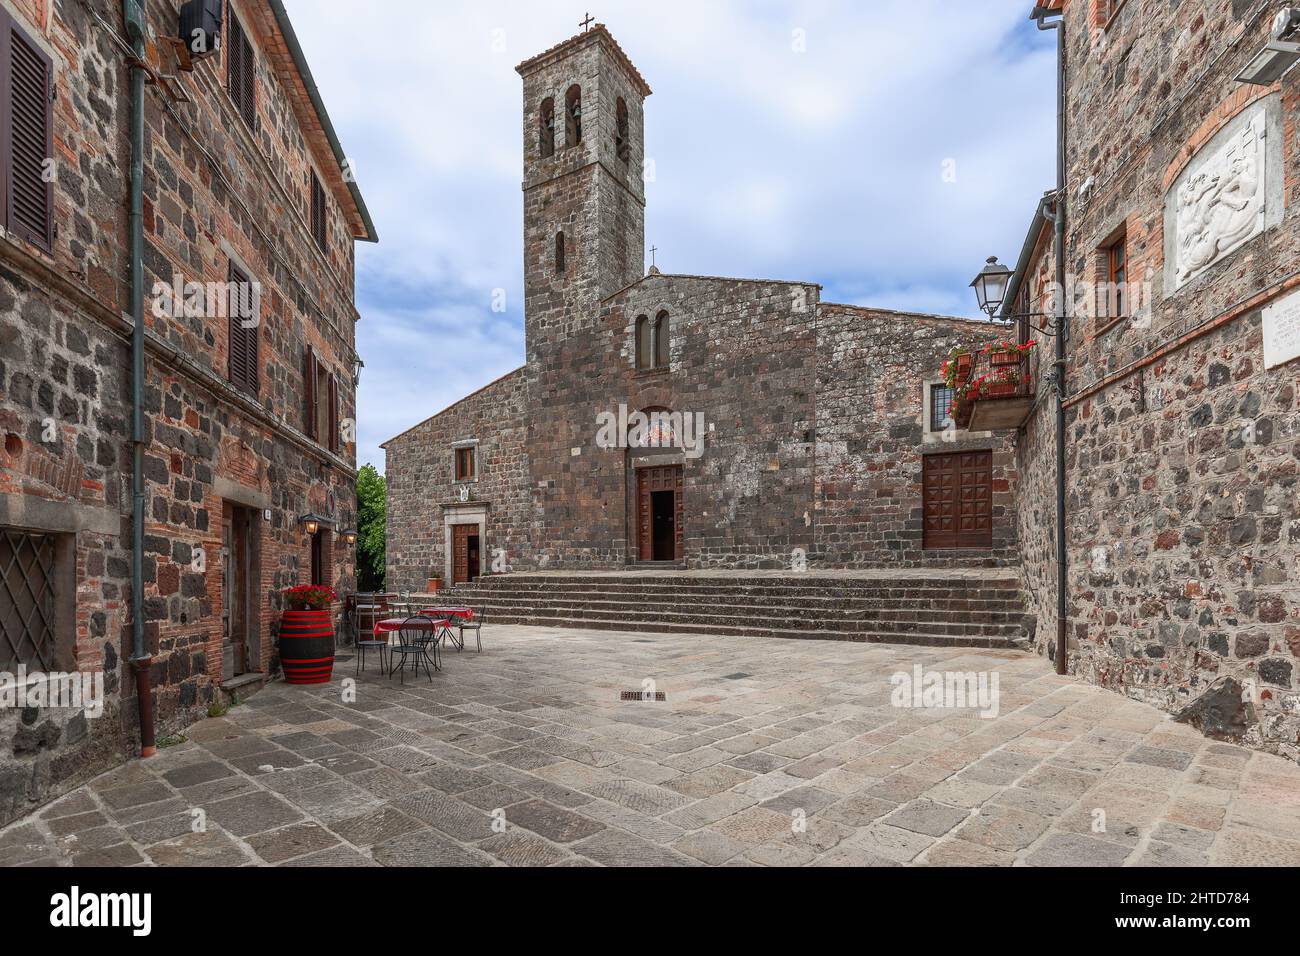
[1172,105,1269,290]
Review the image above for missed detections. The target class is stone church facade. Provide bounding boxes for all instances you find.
[383,26,1020,588]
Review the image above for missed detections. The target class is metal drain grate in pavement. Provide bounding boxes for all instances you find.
[620,691,666,701]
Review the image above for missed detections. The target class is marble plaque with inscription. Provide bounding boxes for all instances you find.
[1263,287,1300,370]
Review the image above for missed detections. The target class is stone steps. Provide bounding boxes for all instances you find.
[443,572,1032,649]
[439,596,1022,635]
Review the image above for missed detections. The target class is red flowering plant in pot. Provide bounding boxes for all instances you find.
[968,365,1031,401]
[941,345,974,389]
[981,338,1036,367]
[280,585,337,685]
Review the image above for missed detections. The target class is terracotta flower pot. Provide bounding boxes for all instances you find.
[989,350,1021,366]
[954,353,973,387]
[983,381,1018,399]
[427,578,443,593]
[279,609,335,684]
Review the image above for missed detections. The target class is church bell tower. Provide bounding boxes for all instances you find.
[516,24,651,357]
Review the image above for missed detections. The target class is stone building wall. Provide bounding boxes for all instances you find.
[1013,0,1300,758]
[383,369,530,592]
[815,306,1020,568]
[0,0,369,825]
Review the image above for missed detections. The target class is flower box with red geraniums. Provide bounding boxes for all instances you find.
[941,346,974,389]
[981,339,1036,367]
[280,586,337,685]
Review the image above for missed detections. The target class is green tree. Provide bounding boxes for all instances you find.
[356,463,386,591]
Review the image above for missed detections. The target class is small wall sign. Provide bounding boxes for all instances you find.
[1263,287,1300,370]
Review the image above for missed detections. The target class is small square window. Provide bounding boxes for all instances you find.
[454,446,476,482]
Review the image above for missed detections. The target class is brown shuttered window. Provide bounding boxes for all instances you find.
[327,373,339,453]
[0,8,55,253]
[310,170,328,252]
[304,345,318,440]
[227,260,259,396]
[227,8,256,130]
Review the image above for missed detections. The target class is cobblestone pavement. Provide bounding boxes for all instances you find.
[3,626,1299,867]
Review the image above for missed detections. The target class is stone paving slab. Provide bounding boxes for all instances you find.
[2,624,1299,867]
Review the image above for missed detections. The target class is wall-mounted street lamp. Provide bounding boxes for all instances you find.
[340,528,359,546]
[352,355,364,387]
[970,257,1015,318]
[1235,8,1300,85]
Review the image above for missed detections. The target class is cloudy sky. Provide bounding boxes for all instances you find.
[282,0,1058,473]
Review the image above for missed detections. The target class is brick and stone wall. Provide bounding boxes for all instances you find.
[1015,0,1300,759]
[0,0,367,825]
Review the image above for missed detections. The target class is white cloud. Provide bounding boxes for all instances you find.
[283,0,1056,472]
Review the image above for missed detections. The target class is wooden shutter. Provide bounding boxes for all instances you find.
[303,345,317,440]
[227,9,255,129]
[227,260,258,396]
[327,373,339,452]
[310,170,328,251]
[1,9,55,252]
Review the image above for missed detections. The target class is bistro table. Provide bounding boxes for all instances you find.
[373,616,450,676]
[418,607,474,650]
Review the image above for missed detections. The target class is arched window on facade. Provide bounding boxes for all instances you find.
[555,231,566,275]
[615,97,630,164]
[635,315,652,369]
[653,310,670,368]
[540,97,555,158]
[565,85,582,147]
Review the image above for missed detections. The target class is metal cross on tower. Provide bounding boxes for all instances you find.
[580,13,595,31]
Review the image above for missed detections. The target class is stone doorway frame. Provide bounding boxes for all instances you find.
[442,503,488,584]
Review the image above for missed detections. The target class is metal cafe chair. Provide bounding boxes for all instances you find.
[389,615,436,684]
[458,609,484,654]
[353,596,389,675]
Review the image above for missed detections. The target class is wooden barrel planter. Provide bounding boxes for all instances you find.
[279,610,335,684]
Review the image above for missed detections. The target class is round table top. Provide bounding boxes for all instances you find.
[374,617,449,636]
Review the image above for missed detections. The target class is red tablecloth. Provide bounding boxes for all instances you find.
[419,607,474,621]
[374,617,449,637]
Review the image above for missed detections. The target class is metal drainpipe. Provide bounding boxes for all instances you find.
[125,3,155,757]
[1035,6,1069,676]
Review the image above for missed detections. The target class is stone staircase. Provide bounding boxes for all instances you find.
[443,572,1033,649]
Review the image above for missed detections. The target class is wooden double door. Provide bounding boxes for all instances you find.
[922,451,993,550]
[637,465,683,561]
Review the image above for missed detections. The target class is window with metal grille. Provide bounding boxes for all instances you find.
[310,169,328,252]
[227,8,256,129]
[931,384,955,431]
[0,7,56,253]
[0,529,57,671]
